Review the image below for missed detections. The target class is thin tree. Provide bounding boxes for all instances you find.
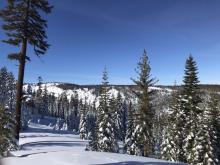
[0,0,53,141]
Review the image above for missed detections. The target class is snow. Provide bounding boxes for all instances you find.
[2,123,185,165]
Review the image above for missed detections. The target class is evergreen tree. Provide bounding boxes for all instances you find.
[0,106,15,155]
[115,92,124,141]
[89,118,99,151]
[0,67,16,111]
[181,55,202,163]
[7,72,16,111]
[208,94,220,163]
[26,84,32,95]
[97,67,118,152]
[161,93,185,162]
[79,100,88,140]
[0,0,53,140]
[0,67,9,106]
[41,85,49,116]
[121,100,128,142]
[109,95,118,141]
[124,102,135,155]
[191,94,220,165]
[131,49,157,156]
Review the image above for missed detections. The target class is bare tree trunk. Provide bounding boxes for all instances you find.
[14,38,27,141]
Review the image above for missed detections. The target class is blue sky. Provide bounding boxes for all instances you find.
[0,0,220,85]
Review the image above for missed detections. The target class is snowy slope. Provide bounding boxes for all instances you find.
[2,123,186,165]
[23,82,172,105]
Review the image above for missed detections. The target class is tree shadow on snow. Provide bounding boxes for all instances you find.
[93,161,187,165]
[21,140,85,150]
[22,126,75,135]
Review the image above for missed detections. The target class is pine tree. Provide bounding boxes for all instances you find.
[109,95,119,141]
[181,55,202,163]
[124,101,135,155]
[97,67,118,152]
[7,72,16,111]
[42,85,49,116]
[131,49,157,156]
[0,0,53,140]
[0,106,15,155]
[0,67,16,111]
[191,94,220,165]
[161,93,185,162]
[26,84,32,95]
[121,100,128,142]
[115,92,124,141]
[0,67,9,106]
[79,100,88,140]
[208,94,220,164]
[89,118,99,151]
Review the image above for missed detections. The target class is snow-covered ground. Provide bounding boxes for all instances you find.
[2,123,186,165]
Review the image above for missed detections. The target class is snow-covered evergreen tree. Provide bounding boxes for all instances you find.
[0,67,16,110]
[161,94,185,162]
[0,106,15,155]
[97,67,118,152]
[191,94,220,165]
[89,118,99,151]
[181,55,202,163]
[42,85,49,116]
[0,67,9,106]
[131,49,157,156]
[115,92,124,141]
[124,102,135,155]
[79,100,88,139]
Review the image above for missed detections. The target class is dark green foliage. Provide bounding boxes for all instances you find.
[161,92,185,162]
[181,55,202,163]
[97,67,118,152]
[131,49,157,156]
[0,67,16,110]
[0,0,53,56]
[124,102,135,155]
[79,99,88,139]
[89,118,99,151]
[0,106,15,155]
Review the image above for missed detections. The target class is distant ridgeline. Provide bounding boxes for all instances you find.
[57,82,220,92]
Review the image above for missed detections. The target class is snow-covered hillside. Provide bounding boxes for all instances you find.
[23,82,172,105]
[2,122,186,165]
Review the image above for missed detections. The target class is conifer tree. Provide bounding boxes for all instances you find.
[124,101,135,155]
[0,106,15,155]
[115,92,124,141]
[191,94,220,165]
[79,100,88,140]
[26,84,32,95]
[181,55,202,163]
[0,0,53,140]
[0,67,9,106]
[97,67,118,152]
[89,118,99,151]
[7,72,16,111]
[208,94,220,163]
[42,85,49,116]
[161,93,185,162]
[131,49,157,156]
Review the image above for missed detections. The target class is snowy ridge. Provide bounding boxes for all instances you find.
[23,82,172,105]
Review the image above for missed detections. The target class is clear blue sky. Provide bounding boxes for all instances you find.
[0,0,220,85]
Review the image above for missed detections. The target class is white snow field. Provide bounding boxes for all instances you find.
[2,123,186,165]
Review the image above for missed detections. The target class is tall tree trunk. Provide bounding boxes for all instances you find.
[14,38,27,141]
